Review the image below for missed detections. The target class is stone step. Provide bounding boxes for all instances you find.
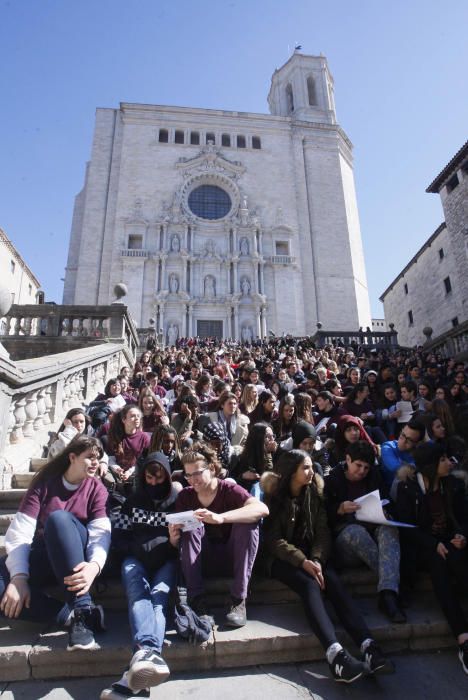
[30,458,48,473]
[12,473,34,488]
[0,489,26,509]
[0,594,459,682]
[0,511,15,536]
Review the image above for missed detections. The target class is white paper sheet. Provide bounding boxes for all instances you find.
[396,400,414,424]
[166,510,203,532]
[354,490,415,528]
[108,394,126,412]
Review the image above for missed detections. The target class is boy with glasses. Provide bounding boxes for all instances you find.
[380,418,426,487]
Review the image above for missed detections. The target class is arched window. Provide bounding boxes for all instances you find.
[221,133,231,147]
[237,135,246,148]
[175,130,184,144]
[158,129,169,143]
[307,76,317,106]
[286,83,294,112]
[252,136,261,149]
[206,132,215,144]
[190,131,200,145]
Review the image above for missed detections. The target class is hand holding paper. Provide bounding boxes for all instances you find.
[166,510,203,532]
[354,490,415,528]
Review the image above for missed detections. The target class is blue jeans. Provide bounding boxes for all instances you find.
[0,510,94,624]
[121,556,177,653]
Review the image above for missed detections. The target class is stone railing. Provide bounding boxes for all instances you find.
[1,304,139,361]
[0,343,131,486]
[422,320,468,359]
[265,255,296,264]
[120,249,150,258]
[311,329,399,350]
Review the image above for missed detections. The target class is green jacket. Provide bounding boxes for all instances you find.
[260,471,331,573]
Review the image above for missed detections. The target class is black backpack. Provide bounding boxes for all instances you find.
[174,599,212,644]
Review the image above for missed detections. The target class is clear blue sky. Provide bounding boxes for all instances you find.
[1,0,467,318]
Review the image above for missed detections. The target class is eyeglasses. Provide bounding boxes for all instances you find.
[400,432,417,446]
[184,467,208,481]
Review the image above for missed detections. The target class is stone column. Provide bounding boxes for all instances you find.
[259,261,265,295]
[160,253,167,291]
[234,304,239,340]
[188,304,194,337]
[255,307,262,339]
[261,306,267,338]
[233,260,238,295]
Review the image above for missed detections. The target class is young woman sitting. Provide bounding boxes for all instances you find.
[233,422,278,492]
[271,394,297,442]
[261,450,391,683]
[0,436,110,651]
[101,406,150,489]
[138,388,169,434]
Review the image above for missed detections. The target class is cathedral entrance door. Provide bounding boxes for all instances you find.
[197,320,223,338]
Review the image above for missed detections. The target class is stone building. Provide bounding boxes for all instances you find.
[0,228,41,307]
[63,51,372,342]
[380,141,468,347]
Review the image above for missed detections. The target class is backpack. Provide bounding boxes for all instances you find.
[173,600,212,645]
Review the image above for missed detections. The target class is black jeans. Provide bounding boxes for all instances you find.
[0,510,94,624]
[420,542,468,638]
[271,559,369,651]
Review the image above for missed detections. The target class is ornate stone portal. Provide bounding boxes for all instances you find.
[148,143,268,340]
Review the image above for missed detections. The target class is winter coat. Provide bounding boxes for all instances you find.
[260,470,331,573]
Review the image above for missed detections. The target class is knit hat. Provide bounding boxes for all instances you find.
[292,420,316,448]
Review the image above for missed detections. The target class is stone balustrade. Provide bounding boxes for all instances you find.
[312,329,399,349]
[1,304,139,360]
[422,320,468,359]
[0,343,131,486]
[265,255,296,264]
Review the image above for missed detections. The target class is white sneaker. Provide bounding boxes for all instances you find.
[127,648,170,691]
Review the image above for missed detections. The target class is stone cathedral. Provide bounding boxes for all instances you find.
[63,51,372,343]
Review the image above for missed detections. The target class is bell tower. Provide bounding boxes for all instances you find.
[267,50,336,125]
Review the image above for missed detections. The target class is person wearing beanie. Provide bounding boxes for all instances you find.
[393,442,468,675]
[101,452,182,699]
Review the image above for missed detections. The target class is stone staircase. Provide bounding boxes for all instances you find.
[0,459,462,684]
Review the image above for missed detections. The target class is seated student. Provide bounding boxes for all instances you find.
[138,388,168,434]
[87,378,126,430]
[150,424,183,474]
[239,383,259,417]
[261,450,391,684]
[204,391,250,453]
[325,441,405,623]
[247,390,277,427]
[0,436,110,651]
[328,415,378,469]
[271,394,297,441]
[101,406,151,489]
[393,442,468,674]
[380,418,426,488]
[314,391,344,436]
[399,381,420,415]
[233,422,278,492]
[101,452,182,700]
[173,443,268,628]
[378,384,401,440]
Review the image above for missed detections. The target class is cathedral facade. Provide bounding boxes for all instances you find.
[63,52,371,342]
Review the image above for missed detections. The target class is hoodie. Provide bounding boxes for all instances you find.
[111,451,181,570]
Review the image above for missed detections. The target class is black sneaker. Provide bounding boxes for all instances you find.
[363,641,395,675]
[189,595,215,628]
[225,598,247,627]
[378,590,406,624]
[459,640,468,675]
[329,649,365,683]
[67,607,98,651]
[127,648,170,691]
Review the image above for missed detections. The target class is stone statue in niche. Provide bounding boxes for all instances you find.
[240,277,251,296]
[241,325,253,343]
[204,275,216,299]
[170,234,180,252]
[167,323,179,346]
[169,273,179,294]
[203,239,216,258]
[239,237,249,256]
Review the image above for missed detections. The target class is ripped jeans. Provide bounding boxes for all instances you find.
[121,556,177,653]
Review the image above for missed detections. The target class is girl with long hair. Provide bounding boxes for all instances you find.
[233,422,278,491]
[0,436,110,651]
[271,394,297,441]
[103,406,150,485]
[239,383,259,417]
[261,450,390,683]
[138,388,169,434]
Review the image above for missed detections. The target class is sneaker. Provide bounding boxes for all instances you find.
[100,673,150,699]
[363,641,395,675]
[189,595,215,628]
[225,598,247,627]
[329,649,365,683]
[378,590,406,624]
[459,640,468,675]
[67,607,98,651]
[64,604,105,631]
[127,648,170,691]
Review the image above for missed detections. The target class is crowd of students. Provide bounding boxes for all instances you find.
[0,336,467,698]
